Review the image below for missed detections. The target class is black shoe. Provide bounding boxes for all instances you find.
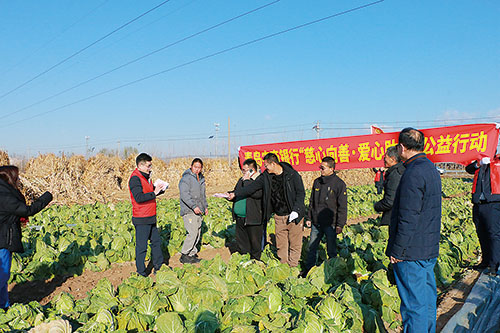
[180,254,201,264]
[487,265,499,275]
[472,262,488,270]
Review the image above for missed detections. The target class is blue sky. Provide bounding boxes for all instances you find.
[0,0,498,158]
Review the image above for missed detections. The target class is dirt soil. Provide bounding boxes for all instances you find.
[8,246,233,306]
[8,214,479,332]
[435,269,482,331]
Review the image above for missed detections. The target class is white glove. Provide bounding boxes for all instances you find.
[496,123,500,129]
[288,211,299,222]
[480,157,491,166]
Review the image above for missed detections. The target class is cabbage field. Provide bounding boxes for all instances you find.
[0,178,478,332]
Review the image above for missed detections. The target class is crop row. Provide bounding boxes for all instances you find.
[2,179,478,332]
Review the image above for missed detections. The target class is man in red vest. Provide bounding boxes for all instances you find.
[129,153,167,276]
[466,154,500,274]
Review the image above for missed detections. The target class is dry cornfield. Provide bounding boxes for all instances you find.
[1,151,374,205]
[0,151,9,166]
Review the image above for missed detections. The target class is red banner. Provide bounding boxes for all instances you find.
[238,124,499,171]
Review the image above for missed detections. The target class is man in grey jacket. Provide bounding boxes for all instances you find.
[179,158,208,264]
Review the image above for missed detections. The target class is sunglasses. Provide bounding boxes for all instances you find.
[319,166,329,170]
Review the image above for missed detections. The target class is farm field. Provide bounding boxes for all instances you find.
[0,177,479,332]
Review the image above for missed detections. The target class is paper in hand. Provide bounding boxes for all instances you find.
[154,179,169,191]
[213,193,230,198]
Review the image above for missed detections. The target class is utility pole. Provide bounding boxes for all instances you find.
[228,117,231,165]
[85,136,90,158]
[214,123,220,157]
[117,140,121,157]
[312,121,321,139]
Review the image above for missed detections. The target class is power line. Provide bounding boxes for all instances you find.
[0,0,110,77]
[0,0,173,101]
[322,116,500,125]
[0,0,281,120]
[1,0,384,128]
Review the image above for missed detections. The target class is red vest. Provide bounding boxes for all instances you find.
[129,169,157,217]
[472,156,500,195]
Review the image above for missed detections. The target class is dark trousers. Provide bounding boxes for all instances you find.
[305,223,337,271]
[235,217,264,260]
[134,224,164,276]
[473,202,500,268]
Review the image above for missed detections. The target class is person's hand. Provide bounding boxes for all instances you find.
[288,211,299,222]
[305,220,311,228]
[390,256,403,264]
[205,208,208,215]
[154,186,162,195]
[227,192,235,200]
[480,157,491,166]
[336,226,343,234]
[193,207,202,215]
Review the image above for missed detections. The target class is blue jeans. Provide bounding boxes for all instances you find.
[305,224,337,271]
[393,258,437,333]
[0,249,12,309]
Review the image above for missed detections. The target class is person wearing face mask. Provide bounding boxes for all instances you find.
[128,153,167,276]
[179,158,208,264]
[303,156,347,276]
[227,153,305,267]
[230,159,263,260]
[374,146,405,226]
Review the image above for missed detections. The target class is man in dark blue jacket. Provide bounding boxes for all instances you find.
[386,128,442,333]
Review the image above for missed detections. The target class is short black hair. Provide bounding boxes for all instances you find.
[136,153,152,166]
[243,158,258,171]
[399,127,425,152]
[386,145,401,162]
[263,153,279,164]
[322,156,336,170]
[191,158,203,167]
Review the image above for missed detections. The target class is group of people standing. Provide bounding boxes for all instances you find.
[0,126,496,332]
[227,153,348,274]
[128,153,208,276]
[229,128,444,332]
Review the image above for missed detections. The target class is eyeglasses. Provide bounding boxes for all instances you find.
[319,166,328,170]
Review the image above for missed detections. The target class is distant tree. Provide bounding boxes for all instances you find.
[122,146,139,158]
[98,148,116,157]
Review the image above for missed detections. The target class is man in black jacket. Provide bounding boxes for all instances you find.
[231,159,263,260]
[304,156,347,274]
[228,153,306,267]
[374,146,405,226]
[466,155,500,273]
[128,153,167,276]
